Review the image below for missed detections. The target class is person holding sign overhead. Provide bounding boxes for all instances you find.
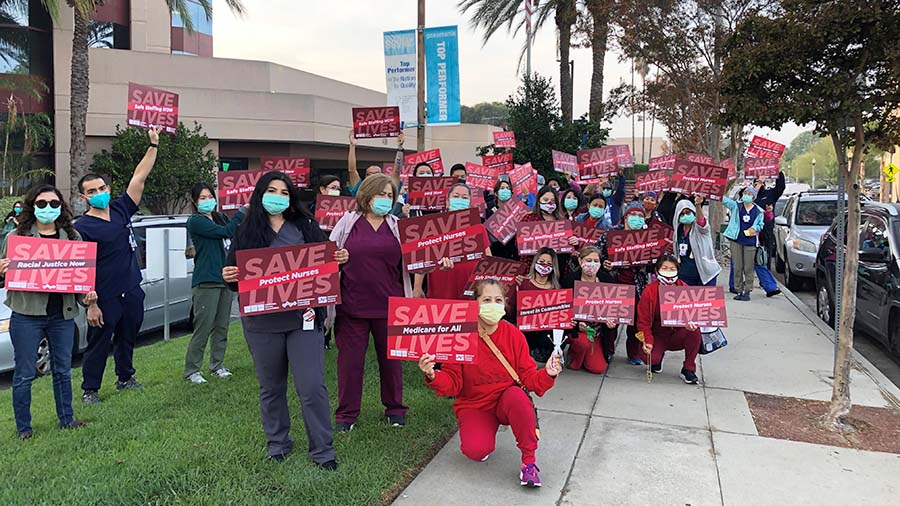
[0,185,98,439]
[722,185,764,301]
[346,129,404,197]
[222,171,348,467]
[75,126,159,405]
[418,279,561,488]
[486,177,520,260]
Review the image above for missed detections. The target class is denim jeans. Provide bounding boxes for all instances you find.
[10,312,76,434]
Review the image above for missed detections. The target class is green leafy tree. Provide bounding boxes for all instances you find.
[721,0,900,431]
[91,123,216,215]
[782,130,819,164]
[461,102,509,126]
[0,96,54,197]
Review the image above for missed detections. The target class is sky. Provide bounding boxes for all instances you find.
[212,0,806,148]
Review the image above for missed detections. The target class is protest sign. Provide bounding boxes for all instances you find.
[482,153,514,173]
[399,208,486,273]
[572,281,636,325]
[405,149,445,176]
[606,222,674,267]
[635,170,671,194]
[483,198,529,244]
[407,176,456,211]
[509,162,537,196]
[612,144,635,168]
[126,83,178,134]
[577,147,619,182]
[747,135,785,159]
[314,195,357,231]
[464,162,499,191]
[425,26,461,126]
[236,242,340,316]
[571,222,606,248]
[383,162,413,186]
[259,157,311,189]
[744,157,781,179]
[684,152,716,165]
[552,150,579,178]
[517,289,574,331]
[470,191,486,218]
[4,235,96,293]
[720,158,738,181]
[516,220,574,255]
[461,256,528,297]
[383,29,417,127]
[648,154,677,171]
[352,106,401,139]
[659,285,728,328]
[387,297,478,363]
[669,160,730,201]
[493,131,516,148]
[217,169,264,211]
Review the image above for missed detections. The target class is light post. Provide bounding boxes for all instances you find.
[811,158,817,189]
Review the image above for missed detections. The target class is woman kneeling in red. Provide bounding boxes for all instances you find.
[418,279,562,488]
[636,255,702,384]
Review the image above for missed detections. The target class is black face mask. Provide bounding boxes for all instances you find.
[457,176,466,183]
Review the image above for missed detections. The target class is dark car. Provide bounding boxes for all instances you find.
[815,202,900,358]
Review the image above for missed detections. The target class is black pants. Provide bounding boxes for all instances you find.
[81,286,145,391]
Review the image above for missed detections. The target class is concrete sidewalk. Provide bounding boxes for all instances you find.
[393,275,900,506]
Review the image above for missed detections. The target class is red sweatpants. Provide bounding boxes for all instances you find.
[650,327,701,372]
[457,386,538,465]
[568,331,608,374]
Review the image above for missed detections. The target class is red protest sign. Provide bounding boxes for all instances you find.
[744,157,781,179]
[577,147,619,182]
[352,106,401,139]
[236,242,340,316]
[648,154,677,171]
[470,190,487,218]
[552,150,579,178]
[217,169,264,211]
[5,235,97,293]
[399,208,486,273]
[635,170,671,194]
[747,135,785,159]
[509,162,537,196]
[573,281,636,325]
[387,297,479,364]
[612,145,635,168]
[406,149,445,176]
[516,220,574,256]
[462,256,528,297]
[669,160,730,201]
[571,222,605,248]
[407,176,456,211]
[493,131,516,148]
[482,153,514,173]
[126,82,178,134]
[464,162,499,191]
[260,157,310,189]
[314,195,356,231]
[517,289,574,331]
[659,285,728,328]
[383,162,413,186]
[606,222,674,267]
[484,198,529,245]
[684,152,716,165]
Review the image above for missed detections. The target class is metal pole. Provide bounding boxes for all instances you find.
[416,0,426,153]
[834,161,846,365]
[163,228,170,341]
[525,0,533,76]
[812,159,817,189]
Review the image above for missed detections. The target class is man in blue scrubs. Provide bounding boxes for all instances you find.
[76,127,160,404]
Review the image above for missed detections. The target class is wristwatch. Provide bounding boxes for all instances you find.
[149,143,159,148]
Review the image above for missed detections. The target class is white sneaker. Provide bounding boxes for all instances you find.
[187,372,207,384]
[212,368,233,378]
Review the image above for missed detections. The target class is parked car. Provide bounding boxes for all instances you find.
[0,215,195,374]
[815,202,900,358]
[774,191,846,290]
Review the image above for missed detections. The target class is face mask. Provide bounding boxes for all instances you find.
[327,189,341,197]
[581,261,601,277]
[549,185,560,192]
[479,303,506,325]
[535,263,553,276]
[35,206,61,225]
[658,269,679,285]
[588,207,605,219]
[198,199,217,214]
[643,200,657,212]
[371,197,393,216]
[13,207,21,215]
[679,213,696,225]
[457,176,466,183]
[418,172,432,178]
[88,192,111,210]
[539,202,557,214]
[564,198,578,211]
[601,188,613,198]
[742,195,754,204]
[626,215,646,229]
[498,188,512,201]
[448,197,470,211]
[261,194,290,215]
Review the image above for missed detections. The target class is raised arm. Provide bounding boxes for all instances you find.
[391,133,404,190]
[126,127,160,206]
[187,209,245,240]
[347,129,361,191]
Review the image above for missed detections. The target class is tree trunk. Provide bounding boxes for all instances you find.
[556,0,575,124]
[587,0,610,121]
[70,9,91,199]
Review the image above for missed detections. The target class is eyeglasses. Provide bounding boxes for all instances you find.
[35,200,62,209]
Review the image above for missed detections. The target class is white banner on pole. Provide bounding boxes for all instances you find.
[383,29,418,128]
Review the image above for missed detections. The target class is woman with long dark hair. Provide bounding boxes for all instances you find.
[222,171,348,467]
[183,182,247,384]
[516,247,562,362]
[0,185,98,439]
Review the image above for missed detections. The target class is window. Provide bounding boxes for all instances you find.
[172,1,212,36]
[0,0,52,77]
[860,217,890,259]
[88,21,130,50]
[795,200,838,226]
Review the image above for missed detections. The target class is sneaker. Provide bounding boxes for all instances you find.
[733,292,744,300]
[317,460,338,471]
[18,431,33,440]
[481,453,491,462]
[766,289,782,298]
[628,357,644,366]
[62,420,87,431]
[651,362,663,374]
[680,368,700,384]
[212,368,232,379]
[82,390,100,405]
[268,452,291,462]
[387,414,406,427]
[187,372,208,384]
[520,463,542,487]
[742,292,752,301]
[115,378,143,391]
[334,422,355,433]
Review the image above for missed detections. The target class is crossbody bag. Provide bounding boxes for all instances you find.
[479,331,542,440]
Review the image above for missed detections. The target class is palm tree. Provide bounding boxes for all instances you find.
[35,0,244,198]
[584,0,610,121]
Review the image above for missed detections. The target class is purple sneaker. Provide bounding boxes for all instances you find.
[520,463,542,487]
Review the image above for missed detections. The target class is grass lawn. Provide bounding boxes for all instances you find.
[0,323,458,505]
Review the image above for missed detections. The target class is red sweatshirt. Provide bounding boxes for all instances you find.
[426,320,556,415]
[636,279,690,347]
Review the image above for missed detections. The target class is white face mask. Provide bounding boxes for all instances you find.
[658,269,679,285]
[327,189,340,196]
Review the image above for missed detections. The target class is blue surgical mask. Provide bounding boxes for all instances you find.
[35,206,61,224]
[13,207,21,215]
[88,192,111,209]
[742,195,754,204]
[626,215,646,229]
[372,197,393,216]
[261,194,290,215]
[418,172,432,178]
[564,198,578,211]
[679,213,696,225]
[589,207,605,219]
[448,197,469,211]
[498,188,512,201]
[198,199,217,214]
[601,188,613,198]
